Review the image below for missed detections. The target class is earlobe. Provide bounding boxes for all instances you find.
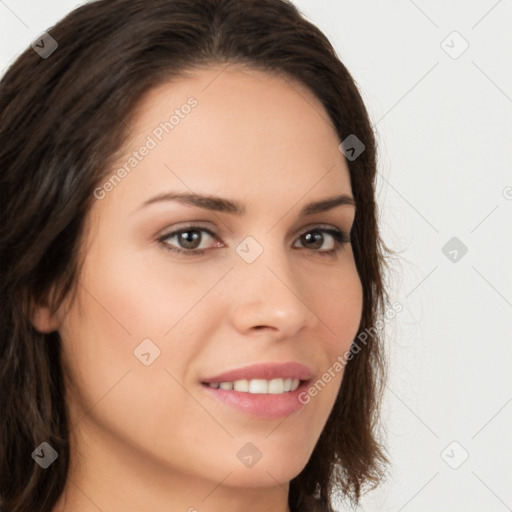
[26,287,62,333]
[30,304,60,333]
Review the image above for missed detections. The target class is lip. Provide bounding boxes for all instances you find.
[200,380,311,419]
[199,362,314,419]
[200,361,314,383]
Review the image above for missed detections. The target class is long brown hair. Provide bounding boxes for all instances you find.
[0,1,389,510]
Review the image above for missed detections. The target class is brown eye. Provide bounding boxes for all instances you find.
[299,231,325,250]
[158,226,218,256]
[294,227,350,255]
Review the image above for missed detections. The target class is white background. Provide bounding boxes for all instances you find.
[1,1,511,511]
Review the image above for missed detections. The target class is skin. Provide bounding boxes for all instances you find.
[33,64,363,512]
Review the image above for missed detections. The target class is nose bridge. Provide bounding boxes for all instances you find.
[228,233,316,335]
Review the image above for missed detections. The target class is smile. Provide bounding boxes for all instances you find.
[204,378,301,394]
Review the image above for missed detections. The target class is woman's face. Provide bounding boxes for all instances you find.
[44,65,363,507]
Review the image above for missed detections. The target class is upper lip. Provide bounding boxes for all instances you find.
[201,362,314,383]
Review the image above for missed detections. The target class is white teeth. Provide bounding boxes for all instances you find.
[249,379,268,393]
[233,379,249,392]
[206,377,301,394]
[268,378,284,394]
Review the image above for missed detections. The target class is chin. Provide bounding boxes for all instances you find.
[218,450,309,488]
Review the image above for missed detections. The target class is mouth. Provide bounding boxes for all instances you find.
[199,362,314,419]
[201,378,310,420]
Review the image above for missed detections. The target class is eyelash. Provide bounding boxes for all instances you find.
[157,224,351,258]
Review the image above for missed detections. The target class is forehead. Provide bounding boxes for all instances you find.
[100,64,352,215]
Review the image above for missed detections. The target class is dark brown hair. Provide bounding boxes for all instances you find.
[0,1,389,510]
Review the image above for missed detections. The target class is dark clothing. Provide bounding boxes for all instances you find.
[293,495,331,512]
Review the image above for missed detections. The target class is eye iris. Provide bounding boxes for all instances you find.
[302,231,323,249]
[179,230,201,249]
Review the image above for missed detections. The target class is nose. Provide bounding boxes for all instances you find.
[228,242,319,340]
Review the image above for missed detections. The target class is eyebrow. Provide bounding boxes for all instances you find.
[137,191,356,216]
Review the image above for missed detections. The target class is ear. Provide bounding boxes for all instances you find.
[30,304,60,333]
[26,286,61,333]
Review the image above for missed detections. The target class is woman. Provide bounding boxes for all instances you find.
[0,1,390,510]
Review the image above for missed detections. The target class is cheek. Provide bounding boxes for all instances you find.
[295,263,362,413]
[74,238,223,342]
[316,263,363,352]
[57,269,209,465]
[57,246,226,419]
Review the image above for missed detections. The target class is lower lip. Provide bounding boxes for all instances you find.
[200,381,310,419]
